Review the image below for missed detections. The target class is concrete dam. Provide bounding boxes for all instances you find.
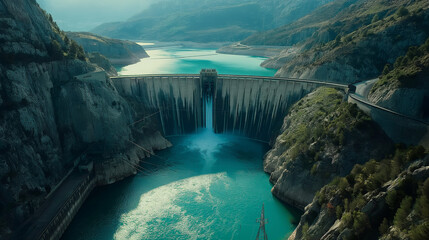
[112,69,349,141]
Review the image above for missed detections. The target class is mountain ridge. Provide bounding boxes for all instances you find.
[92,0,334,42]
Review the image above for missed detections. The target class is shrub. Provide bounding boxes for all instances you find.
[336,205,343,219]
[407,146,426,161]
[301,222,310,240]
[341,212,353,227]
[396,6,409,17]
[372,14,380,23]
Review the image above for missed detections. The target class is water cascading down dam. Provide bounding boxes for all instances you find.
[112,69,349,141]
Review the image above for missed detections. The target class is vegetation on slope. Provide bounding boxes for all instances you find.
[244,0,429,83]
[92,0,334,42]
[372,37,429,91]
[244,0,429,48]
[265,87,392,207]
[281,88,373,162]
[41,10,86,61]
[0,4,86,64]
[304,146,428,240]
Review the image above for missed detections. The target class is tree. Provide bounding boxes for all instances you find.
[382,64,391,75]
[372,14,380,23]
[409,222,429,240]
[396,6,409,17]
[336,205,343,219]
[353,211,369,234]
[386,190,398,210]
[393,196,413,229]
[68,41,86,61]
[379,218,389,235]
[50,39,63,60]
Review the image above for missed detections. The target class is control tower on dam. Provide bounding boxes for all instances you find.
[111,69,348,142]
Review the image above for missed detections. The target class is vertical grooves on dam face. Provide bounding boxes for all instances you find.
[213,76,320,141]
[112,76,204,136]
[112,73,328,142]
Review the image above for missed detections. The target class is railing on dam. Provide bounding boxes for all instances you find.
[36,171,96,240]
[111,71,349,141]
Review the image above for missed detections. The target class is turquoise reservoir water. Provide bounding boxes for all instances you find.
[62,48,300,240]
[117,47,278,76]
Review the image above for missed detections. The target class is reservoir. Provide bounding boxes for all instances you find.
[117,47,278,76]
[62,47,300,240]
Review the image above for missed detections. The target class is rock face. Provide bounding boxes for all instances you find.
[0,0,167,236]
[66,32,149,66]
[264,87,393,209]
[289,148,428,240]
[368,38,429,122]
[369,84,429,120]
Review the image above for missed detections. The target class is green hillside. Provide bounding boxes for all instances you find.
[92,0,334,42]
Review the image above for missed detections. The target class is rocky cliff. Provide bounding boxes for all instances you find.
[66,32,149,66]
[264,87,392,209]
[289,146,428,240]
[369,37,429,122]
[0,0,167,236]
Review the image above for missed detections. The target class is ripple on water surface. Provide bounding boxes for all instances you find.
[62,130,301,240]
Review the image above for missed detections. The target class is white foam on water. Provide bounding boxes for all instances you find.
[114,173,227,240]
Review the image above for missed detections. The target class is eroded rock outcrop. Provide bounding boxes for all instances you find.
[264,87,392,209]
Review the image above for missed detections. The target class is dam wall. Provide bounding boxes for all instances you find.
[213,75,348,141]
[112,75,204,136]
[112,71,348,141]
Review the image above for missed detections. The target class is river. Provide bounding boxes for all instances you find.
[62,46,300,240]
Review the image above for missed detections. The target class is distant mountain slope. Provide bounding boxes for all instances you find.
[66,32,148,65]
[242,0,358,46]
[248,0,429,83]
[92,0,334,42]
